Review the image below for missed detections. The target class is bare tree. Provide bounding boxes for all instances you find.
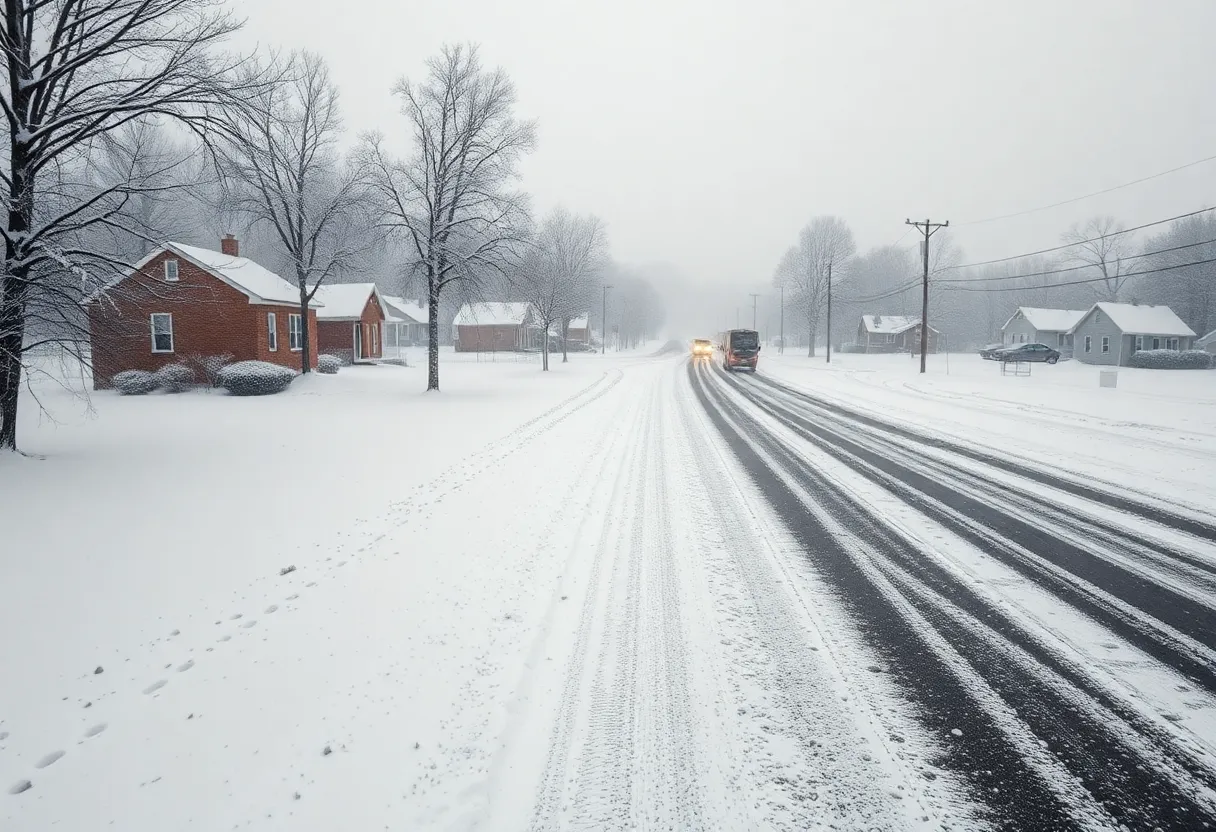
[511,208,606,369]
[363,43,536,391]
[0,0,253,452]
[1061,215,1133,302]
[216,52,371,373]
[774,216,856,356]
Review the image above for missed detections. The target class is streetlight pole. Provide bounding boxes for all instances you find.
[749,293,759,331]
[601,284,613,355]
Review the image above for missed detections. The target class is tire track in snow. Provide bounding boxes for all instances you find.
[695,362,1216,830]
[674,361,979,830]
[732,371,1216,694]
[754,372,1216,541]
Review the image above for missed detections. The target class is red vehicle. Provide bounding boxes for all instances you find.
[721,329,761,372]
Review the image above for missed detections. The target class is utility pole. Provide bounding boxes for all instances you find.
[825,260,833,364]
[736,307,740,328]
[601,284,613,355]
[749,293,759,331]
[905,218,950,374]
[779,285,784,354]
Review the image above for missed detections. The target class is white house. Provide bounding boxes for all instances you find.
[381,296,429,348]
[1069,302,1196,366]
[1198,328,1216,355]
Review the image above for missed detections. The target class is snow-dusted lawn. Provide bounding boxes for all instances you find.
[0,349,629,825]
[759,351,1216,514]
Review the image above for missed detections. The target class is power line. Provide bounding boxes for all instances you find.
[935,236,1216,285]
[837,276,922,304]
[957,152,1216,226]
[942,206,1216,271]
[939,254,1216,293]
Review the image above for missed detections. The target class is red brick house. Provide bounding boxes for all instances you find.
[856,315,940,353]
[453,302,540,352]
[311,283,387,364]
[85,237,320,389]
[564,314,591,344]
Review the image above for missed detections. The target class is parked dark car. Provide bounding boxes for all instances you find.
[978,343,1004,360]
[995,343,1061,364]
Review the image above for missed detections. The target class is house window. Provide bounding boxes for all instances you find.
[1134,336,1143,352]
[1152,337,1160,350]
[1095,310,1102,323]
[1058,333,1066,347]
[1167,337,1179,350]
[886,333,895,343]
[163,259,179,282]
[150,313,174,353]
[267,312,278,351]
[1101,336,1110,354]
[373,323,380,355]
[1084,335,1092,353]
[289,314,303,351]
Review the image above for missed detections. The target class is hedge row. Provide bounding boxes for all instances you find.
[1127,349,1213,370]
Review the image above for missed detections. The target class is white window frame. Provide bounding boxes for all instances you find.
[1167,337,1179,350]
[150,313,174,353]
[289,314,303,351]
[1095,310,1102,323]
[1084,335,1092,353]
[163,259,179,282]
[1134,336,1143,351]
[886,333,895,343]
[1101,336,1110,354]
[1152,337,1161,350]
[267,312,278,352]
[373,322,380,355]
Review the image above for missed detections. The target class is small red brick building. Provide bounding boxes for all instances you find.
[86,237,320,389]
[310,283,387,364]
[453,302,539,352]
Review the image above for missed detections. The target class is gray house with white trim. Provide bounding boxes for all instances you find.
[1000,307,1087,350]
[1069,302,1196,366]
[1198,328,1216,355]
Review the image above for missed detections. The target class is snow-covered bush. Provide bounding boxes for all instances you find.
[217,361,297,396]
[186,353,233,387]
[317,354,342,374]
[155,363,195,393]
[112,369,159,395]
[1128,349,1212,370]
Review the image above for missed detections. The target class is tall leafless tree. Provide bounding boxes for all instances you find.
[511,208,606,369]
[774,216,856,356]
[217,52,371,373]
[0,0,254,452]
[1061,215,1133,302]
[363,43,536,391]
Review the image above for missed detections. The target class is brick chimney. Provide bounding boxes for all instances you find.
[220,234,239,257]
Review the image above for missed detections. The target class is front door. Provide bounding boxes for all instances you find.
[354,323,364,360]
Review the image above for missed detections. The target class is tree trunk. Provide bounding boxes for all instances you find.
[1,99,31,452]
[807,321,817,357]
[297,286,312,374]
[0,285,24,451]
[541,323,550,371]
[427,278,441,391]
[561,319,569,363]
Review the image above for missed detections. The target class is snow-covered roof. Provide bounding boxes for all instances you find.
[453,302,532,327]
[567,315,589,329]
[381,296,429,324]
[1197,328,1216,347]
[1002,307,1088,333]
[860,315,937,334]
[309,283,383,320]
[1071,303,1196,337]
[169,242,314,307]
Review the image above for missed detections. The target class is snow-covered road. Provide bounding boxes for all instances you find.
[4,351,1216,830]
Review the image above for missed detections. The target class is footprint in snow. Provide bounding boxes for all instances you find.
[0,732,8,741]
[286,594,299,601]
[35,750,65,769]
[230,613,243,621]
[265,605,278,614]
[177,660,195,673]
[84,724,107,738]
[8,780,32,795]
[218,635,232,643]
[241,620,258,629]
[143,680,168,695]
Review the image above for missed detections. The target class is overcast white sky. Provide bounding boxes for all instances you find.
[233,0,1216,323]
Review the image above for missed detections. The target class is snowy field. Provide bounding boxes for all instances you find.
[3,345,1215,830]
